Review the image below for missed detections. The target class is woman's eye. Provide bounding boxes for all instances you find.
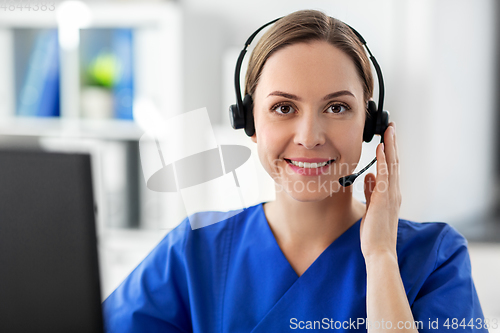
[273,104,295,115]
[326,104,349,114]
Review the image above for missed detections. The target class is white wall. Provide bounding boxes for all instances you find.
[390,0,496,223]
[181,0,497,224]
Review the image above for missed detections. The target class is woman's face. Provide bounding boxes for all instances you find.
[251,40,367,201]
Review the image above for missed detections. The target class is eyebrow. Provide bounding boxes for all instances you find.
[267,90,355,101]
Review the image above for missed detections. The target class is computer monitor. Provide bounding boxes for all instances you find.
[0,149,104,333]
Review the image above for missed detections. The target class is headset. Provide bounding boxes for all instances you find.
[229,16,389,187]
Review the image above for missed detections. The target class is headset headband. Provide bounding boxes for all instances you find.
[234,17,385,125]
[234,17,282,120]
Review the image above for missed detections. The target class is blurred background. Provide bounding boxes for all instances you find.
[0,0,498,327]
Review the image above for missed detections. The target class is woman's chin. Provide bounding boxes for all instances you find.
[275,177,345,201]
[279,188,332,203]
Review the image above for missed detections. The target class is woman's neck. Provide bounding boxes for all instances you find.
[263,188,366,251]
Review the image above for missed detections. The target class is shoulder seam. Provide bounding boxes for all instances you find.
[179,218,193,330]
[218,210,237,332]
[432,224,453,271]
[396,219,401,255]
[181,217,189,250]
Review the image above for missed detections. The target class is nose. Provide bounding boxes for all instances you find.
[293,112,326,149]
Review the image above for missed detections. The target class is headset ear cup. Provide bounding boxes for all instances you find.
[363,100,378,142]
[229,104,245,130]
[375,110,390,136]
[243,94,255,137]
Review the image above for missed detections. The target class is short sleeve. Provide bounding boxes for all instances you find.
[102,218,192,333]
[411,225,488,332]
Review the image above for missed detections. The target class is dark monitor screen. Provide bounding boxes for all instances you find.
[0,149,103,333]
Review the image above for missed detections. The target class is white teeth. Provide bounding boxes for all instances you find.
[289,160,332,168]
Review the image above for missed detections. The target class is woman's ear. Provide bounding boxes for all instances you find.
[250,132,257,143]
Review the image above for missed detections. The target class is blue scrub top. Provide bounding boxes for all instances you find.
[102,202,487,332]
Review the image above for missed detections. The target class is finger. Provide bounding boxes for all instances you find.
[384,123,396,169]
[364,173,375,207]
[393,125,402,206]
[393,122,399,165]
[384,123,398,192]
[393,123,400,184]
[376,142,388,194]
[388,122,400,198]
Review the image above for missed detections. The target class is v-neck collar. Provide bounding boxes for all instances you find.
[256,202,362,279]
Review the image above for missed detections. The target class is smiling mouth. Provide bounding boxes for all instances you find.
[284,159,336,168]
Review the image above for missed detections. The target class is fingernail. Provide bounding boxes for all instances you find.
[390,126,395,137]
[381,143,385,152]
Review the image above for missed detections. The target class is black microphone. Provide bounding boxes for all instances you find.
[338,156,377,187]
[338,136,384,187]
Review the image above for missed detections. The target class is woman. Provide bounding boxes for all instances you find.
[103,10,487,332]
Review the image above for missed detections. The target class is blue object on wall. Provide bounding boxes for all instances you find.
[112,29,134,120]
[17,30,60,117]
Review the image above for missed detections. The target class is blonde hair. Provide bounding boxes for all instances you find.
[245,10,374,106]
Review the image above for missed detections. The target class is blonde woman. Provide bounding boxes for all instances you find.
[103,10,487,332]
